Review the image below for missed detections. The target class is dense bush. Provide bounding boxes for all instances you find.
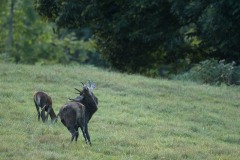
[174,59,240,85]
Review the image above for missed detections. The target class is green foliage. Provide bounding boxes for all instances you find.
[0,0,55,63]
[0,0,105,66]
[34,0,58,21]
[174,59,240,85]
[197,1,240,61]
[94,1,181,74]
[34,0,240,76]
[171,0,240,62]
[34,0,183,75]
[232,66,240,85]
[1,63,240,159]
[2,0,240,77]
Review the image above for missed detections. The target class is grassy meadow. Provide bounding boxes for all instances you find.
[0,63,240,160]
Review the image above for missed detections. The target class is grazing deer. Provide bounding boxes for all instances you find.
[33,91,57,122]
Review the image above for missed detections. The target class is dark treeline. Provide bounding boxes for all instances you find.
[34,0,240,76]
[1,0,240,79]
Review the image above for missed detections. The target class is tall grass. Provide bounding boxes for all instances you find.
[0,63,240,160]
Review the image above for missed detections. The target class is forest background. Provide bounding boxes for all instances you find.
[1,0,240,85]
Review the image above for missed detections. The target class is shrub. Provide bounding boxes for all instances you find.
[174,59,240,85]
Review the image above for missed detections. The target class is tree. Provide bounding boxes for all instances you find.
[0,0,100,65]
[5,0,15,63]
[198,1,240,62]
[0,0,55,63]
[34,0,182,75]
[34,0,240,76]
[171,0,240,63]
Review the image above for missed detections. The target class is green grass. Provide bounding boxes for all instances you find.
[0,63,240,160]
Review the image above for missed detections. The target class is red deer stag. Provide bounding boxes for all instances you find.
[58,81,98,144]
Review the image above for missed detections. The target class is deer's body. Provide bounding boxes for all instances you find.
[58,102,91,143]
[59,81,98,145]
[33,91,57,122]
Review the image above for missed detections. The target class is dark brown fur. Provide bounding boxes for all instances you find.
[79,85,98,122]
[33,91,57,122]
[58,102,91,144]
[61,81,98,144]
[70,82,98,122]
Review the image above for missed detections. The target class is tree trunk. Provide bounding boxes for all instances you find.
[6,0,14,63]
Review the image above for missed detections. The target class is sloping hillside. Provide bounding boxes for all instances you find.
[0,63,240,160]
